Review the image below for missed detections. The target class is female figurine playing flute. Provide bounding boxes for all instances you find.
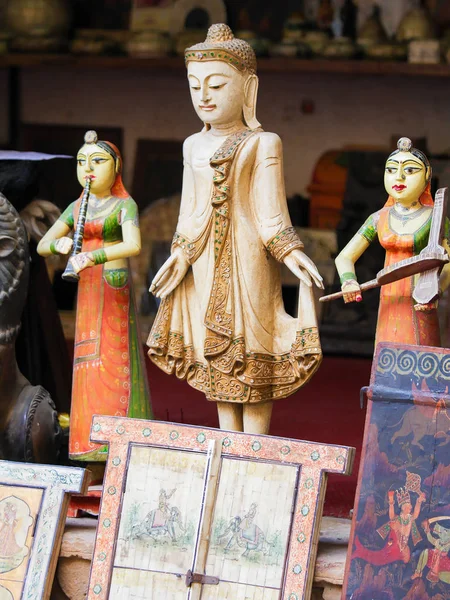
[38,131,152,461]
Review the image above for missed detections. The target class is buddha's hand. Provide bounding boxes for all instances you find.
[54,237,73,255]
[69,252,95,274]
[150,248,190,299]
[284,249,324,289]
[341,279,362,303]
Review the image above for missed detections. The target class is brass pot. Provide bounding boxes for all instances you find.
[6,0,70,37]
[396,7,435,43]
[358,5,388,54]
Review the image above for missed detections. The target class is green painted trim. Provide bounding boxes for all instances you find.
[358,214,377,244]
[92,248,107,265]
[59,201,75,228]
[340,272,357,284]
[127,284,153,420]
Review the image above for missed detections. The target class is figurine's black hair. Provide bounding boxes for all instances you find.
[388,137,430,169]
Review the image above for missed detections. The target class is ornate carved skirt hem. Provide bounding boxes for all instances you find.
[148,327,322,404]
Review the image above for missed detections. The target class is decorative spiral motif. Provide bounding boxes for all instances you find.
[378,348,396,373]
[417,352,439,378]
[439,355,450,379]
[397,350,417,375]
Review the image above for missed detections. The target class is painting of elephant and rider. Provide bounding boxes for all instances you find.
[343,343,450,600]
[113,446,296,599]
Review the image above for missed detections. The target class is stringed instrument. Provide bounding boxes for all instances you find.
[413,187,448,304]
[320,187,449,304]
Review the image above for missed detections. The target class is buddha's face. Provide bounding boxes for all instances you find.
[384,151,428,204]
[187,61,246,126]
[77,143,116,197]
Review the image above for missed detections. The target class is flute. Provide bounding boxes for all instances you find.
[62,176,92,282]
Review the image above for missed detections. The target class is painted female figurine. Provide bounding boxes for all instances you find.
[38,131,152,461]
[147,24,323,435]
[335,137,450,347]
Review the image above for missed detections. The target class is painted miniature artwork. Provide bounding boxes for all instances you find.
[114,447,206,579]
[206,459,297,598]
[0,461,87,600]
[0,487,42,599]
[87,416,354,600]
[343,343,450,600]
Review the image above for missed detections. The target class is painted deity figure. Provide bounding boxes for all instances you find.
[353,487,426,566]
[0,503,20,558]
[147,24,323,435]
[38,131,152,461]
[335,137,450,348]
[412,519,450,584]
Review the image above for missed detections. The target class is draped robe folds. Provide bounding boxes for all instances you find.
[147,128,322,404]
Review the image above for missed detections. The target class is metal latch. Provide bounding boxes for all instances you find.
[185,569,219,587]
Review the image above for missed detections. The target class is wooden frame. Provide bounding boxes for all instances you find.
[0,460,88,600]
[87,416,354,600]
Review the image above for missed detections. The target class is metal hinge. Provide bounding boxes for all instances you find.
[185,570,219,587]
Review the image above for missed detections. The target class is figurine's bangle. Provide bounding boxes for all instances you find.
[92,249,108,265]
[340,272,357,284]
[341,279,359,289]
[50,241,59,255]
[172,232,196,263]
[266,227,304,262]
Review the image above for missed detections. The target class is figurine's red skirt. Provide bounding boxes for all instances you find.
[69,244,151,461]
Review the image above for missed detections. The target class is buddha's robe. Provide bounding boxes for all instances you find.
[148,128,321,403]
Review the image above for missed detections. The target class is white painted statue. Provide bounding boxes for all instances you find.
[147,23,323,434]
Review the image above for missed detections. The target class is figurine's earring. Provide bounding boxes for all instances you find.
[115,157,121,174]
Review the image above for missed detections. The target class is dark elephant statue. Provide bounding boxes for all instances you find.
[0,192,61,463]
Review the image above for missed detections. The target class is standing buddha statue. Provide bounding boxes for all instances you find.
[148,24,323,435]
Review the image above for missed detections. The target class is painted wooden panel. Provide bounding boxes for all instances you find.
[87,417,354,600]
[114,446,207,575]
[343,343,450,600]
[0,460,88,600]
[206,458,297,594]
[0,486,43,599]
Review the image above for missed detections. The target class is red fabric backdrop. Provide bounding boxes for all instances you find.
[146,355,371,517]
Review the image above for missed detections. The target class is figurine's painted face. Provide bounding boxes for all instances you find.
[384,151,428,203]
[77,143,116,197]
[187,61,246,127]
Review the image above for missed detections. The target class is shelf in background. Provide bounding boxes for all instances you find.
[1,53,450,77]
